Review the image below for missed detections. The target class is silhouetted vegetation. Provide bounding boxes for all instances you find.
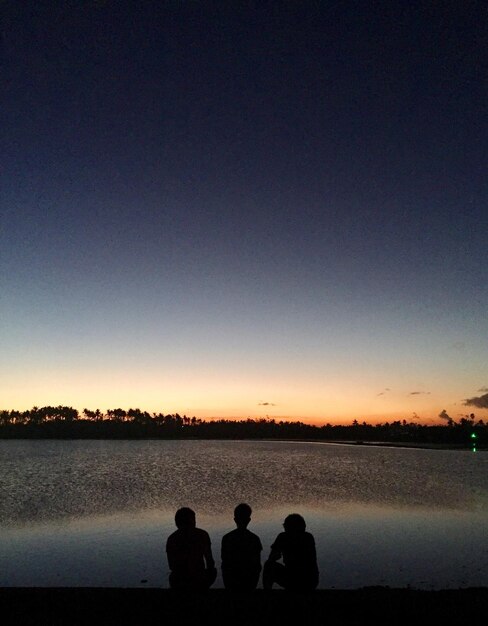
[0,406,485,447]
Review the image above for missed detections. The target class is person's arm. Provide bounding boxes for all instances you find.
[306,534,318,560]
[203,532,216,570]
[220,535,228,566]
[308,534,319,585]
[254,538,263,570]
[166,538,177,571]
[265,535,282,563]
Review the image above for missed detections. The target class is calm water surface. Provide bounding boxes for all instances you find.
[1,440,487,589]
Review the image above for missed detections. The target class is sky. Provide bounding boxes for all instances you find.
[1,1,487,424]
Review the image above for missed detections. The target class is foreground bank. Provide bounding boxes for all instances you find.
[2,587,487,625]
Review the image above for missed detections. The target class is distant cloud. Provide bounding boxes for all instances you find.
[412,412,421,420]
[409,391,431,395]
[439,409,452,422]
[478,387,488,393]
[377,388,391,396]
[258,402,276,407]
[464,393,488,409]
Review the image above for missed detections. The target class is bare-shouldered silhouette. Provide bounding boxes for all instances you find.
[166,507,217,590]
[263,513,319,591]
[221,503,263,591]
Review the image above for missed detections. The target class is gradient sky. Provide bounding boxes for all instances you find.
[1,1,487,423]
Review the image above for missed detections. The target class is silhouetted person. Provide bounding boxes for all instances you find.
[166,507,217,590]
[263,513,319,591]
[221,503,263,590]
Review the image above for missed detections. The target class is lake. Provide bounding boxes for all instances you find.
[1,439,487,589]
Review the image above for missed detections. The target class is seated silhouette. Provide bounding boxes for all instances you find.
[166,507,217,590]
[221,503,263,591]
[263,513,319,591]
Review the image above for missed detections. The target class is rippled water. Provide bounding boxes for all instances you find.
[1,440,487,589]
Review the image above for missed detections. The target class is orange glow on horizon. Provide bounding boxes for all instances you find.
[1,364,483,427]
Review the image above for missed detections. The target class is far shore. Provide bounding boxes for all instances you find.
[308,438,486,451]
[2,411,485,450]
[0,435,484,451]
[219,437,485,451]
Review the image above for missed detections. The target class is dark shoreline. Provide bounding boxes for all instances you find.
[2,413,485,450]
[0,436,484,451]
[2,587,487,625]
[316,439,486,451]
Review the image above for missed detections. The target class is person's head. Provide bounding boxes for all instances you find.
[283,513,306,534]
[234,503,252,529]
[175,507,196,530]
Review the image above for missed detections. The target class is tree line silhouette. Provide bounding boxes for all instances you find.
[0,406,485,446]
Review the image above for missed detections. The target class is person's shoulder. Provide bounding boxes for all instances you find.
[247,529,263,549]
[195,527,211,541]
[166,529,179,546]
[221,528,238,542]
[272,531,286,545]
[304,531,316,544]
[246,529,262,541]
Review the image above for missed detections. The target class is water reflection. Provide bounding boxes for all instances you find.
[1,503,487,589]
[1,440,487,588]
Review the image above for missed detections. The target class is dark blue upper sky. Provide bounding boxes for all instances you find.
[1,1,487,420]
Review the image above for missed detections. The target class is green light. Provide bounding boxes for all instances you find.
[471,433,477,439]
[473,447,477,453]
